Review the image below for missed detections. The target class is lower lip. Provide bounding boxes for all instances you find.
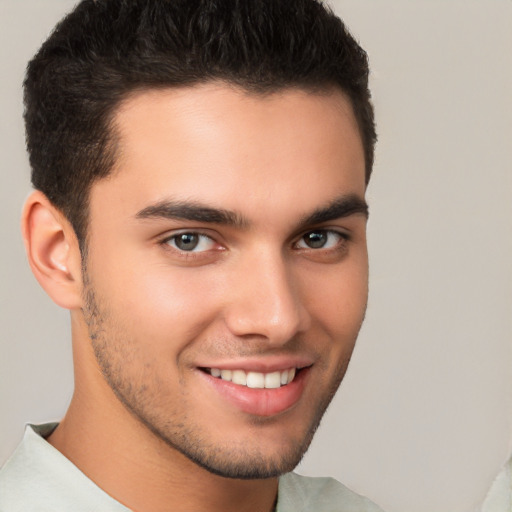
[200,368,309,417]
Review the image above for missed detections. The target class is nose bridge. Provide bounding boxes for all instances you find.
[224,246,309,344]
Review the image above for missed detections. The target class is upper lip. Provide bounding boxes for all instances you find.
[196,356,314,373]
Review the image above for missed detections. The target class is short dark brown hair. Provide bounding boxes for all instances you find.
[24,0,376,250]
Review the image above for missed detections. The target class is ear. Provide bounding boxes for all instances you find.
[21,190,84,310]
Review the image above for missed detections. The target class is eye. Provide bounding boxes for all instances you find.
[164,232,217,252]
[296,230,346,250]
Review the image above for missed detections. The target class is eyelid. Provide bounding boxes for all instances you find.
[159,229,223,253]
[157,226,350,253]
[159,227,218,242]
[293,228,350,250]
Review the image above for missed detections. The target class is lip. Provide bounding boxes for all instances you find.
[195,355,314,374]
[198,365,311,417]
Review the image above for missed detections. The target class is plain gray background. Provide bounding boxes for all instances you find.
[1,2,511,512]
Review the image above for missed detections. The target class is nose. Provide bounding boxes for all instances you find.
[222,249,311,346]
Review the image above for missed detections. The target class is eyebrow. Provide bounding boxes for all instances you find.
[136,200,248,228]
[299,194,368,227]
[135,194,368,229]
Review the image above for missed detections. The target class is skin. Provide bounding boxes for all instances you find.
[22,83,368,512]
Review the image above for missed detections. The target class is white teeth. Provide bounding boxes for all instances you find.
[231,370,247,386]
[247,371,265,389]
[264,371,281,389]
[209,367,298,388]
[220,369,232,381]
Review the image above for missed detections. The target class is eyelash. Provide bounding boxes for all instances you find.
[294,230,350,251]
[160,231,220,254]
[159,228,350,256]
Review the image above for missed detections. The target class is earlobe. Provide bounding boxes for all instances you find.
[21,190,83,310]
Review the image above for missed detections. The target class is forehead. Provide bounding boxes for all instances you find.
[91,83,365,225]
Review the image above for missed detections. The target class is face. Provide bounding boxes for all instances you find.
[82,83,368,479]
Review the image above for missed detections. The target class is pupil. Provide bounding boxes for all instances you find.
[306,231,327,248]
[176,233,199,251]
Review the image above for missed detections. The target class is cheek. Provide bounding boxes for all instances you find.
[305,259,368,338]
[90,251,224,356]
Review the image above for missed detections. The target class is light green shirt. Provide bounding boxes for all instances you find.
[481,457,512,512]
[0,424,384,512]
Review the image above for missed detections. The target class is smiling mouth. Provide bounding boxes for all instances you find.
[201,367,299,389]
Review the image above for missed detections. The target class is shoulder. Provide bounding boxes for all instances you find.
[481,456,512,512]
[0,423,130,512]
[277,472,385,512]
[0,424,58,511]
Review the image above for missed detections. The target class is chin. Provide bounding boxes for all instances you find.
[169,437,312,480]
[141,406,323,481]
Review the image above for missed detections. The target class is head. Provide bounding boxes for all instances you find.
[22,0,375,480]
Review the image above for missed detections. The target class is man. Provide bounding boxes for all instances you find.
[0,0,382,510]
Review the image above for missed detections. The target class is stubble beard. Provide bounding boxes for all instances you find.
[82,272,357,480]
